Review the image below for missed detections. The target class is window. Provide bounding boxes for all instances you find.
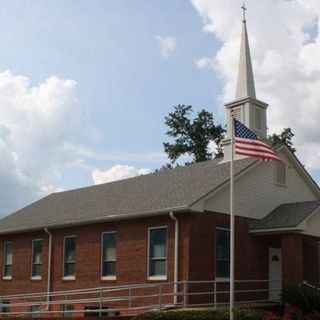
[31,240,43,278]
[0,300,9,317]
[275,162,286,186]
[101,232,117,279]
[255,107,262,131]
[30,305,40,318]
[215,228,230,279]
[148,227,167,279]
[63,236,76,279]
[84,306,111,317]
[61,304,74,317]
[3,242,13,279]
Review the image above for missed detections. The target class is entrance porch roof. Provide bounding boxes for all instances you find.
[250,200,320,234]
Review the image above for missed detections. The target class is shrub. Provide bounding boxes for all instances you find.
[281,286,320,314]
[133,308,263,320]
[303,311,320,320]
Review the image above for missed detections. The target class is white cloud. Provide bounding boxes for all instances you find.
[0,70,83,216]
[195,57,215,69]
[92,164,151,185]
[191,0,320,178]
[155,35,177,59]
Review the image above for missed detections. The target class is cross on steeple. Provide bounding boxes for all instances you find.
[241,3,247,22]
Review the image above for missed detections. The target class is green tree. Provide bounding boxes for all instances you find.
[163,104,225,165]
[161,105,295,170]
[268,127,296,153]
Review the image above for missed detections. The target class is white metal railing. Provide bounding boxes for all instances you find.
[300,281,320,291]
[0,279,282,317]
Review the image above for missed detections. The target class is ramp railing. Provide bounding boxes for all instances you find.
[0,279,282,317]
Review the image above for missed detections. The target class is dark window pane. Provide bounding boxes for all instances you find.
[102,233,117,277]
[103,261,116,277]
[149,228,167,277]
[149,228,167,258]
[32,264,41,278]
[64,263,75,277]
[33,241,42,264]
[216,261,230,278]
[4,243,13,265]
[149,260,166,277]
[64,237,76,262]
[215,229,230,278]
[4,265,12,277]
[102,233,117,261]
[32,240,42,277]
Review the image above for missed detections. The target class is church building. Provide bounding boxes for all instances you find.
[0,10,319,318]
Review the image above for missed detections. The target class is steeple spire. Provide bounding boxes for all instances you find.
[235,4,256,99]
[221,4,269,162]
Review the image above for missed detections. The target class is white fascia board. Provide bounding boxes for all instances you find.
[250,227,303,235]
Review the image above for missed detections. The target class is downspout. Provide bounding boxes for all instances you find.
[169,211,179,305]
[44,228,52,311]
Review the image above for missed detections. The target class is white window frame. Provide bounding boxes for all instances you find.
[101,231,117,280]
[3,241,13,280]
[274,162,286,187]
[31,239,43,280]
[215,227,230,281]
[62,235,76,280]
[147,226,168,281]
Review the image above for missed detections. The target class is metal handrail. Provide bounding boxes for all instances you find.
[0,279,282,317]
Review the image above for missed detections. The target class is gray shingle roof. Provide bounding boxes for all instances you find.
[0,158,257,234]
[250,200,320,231]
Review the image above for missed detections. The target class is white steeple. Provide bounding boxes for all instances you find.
[235,5,256,99]
[221,4,268,162]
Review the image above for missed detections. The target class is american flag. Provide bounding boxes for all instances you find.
[234,118,280,161]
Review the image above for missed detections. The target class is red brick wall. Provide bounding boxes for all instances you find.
[0,211,318,303]
[184,212,280,304]
[50,215,176,292]
[282,234,304,286]
[0,215,176,296]
[186,211,278,282]
[303,236,319,286]
[0,231,48,295]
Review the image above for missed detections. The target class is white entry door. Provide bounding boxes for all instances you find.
[268,248,282,301]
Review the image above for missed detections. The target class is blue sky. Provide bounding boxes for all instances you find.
[1,0,220,183]
[0,0,319,216]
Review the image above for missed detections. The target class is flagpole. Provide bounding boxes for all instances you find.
[230,115,235,320]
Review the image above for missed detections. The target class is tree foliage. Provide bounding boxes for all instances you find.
[163,104,225,165]
[268,127,296,153]
[161,105,295,169]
